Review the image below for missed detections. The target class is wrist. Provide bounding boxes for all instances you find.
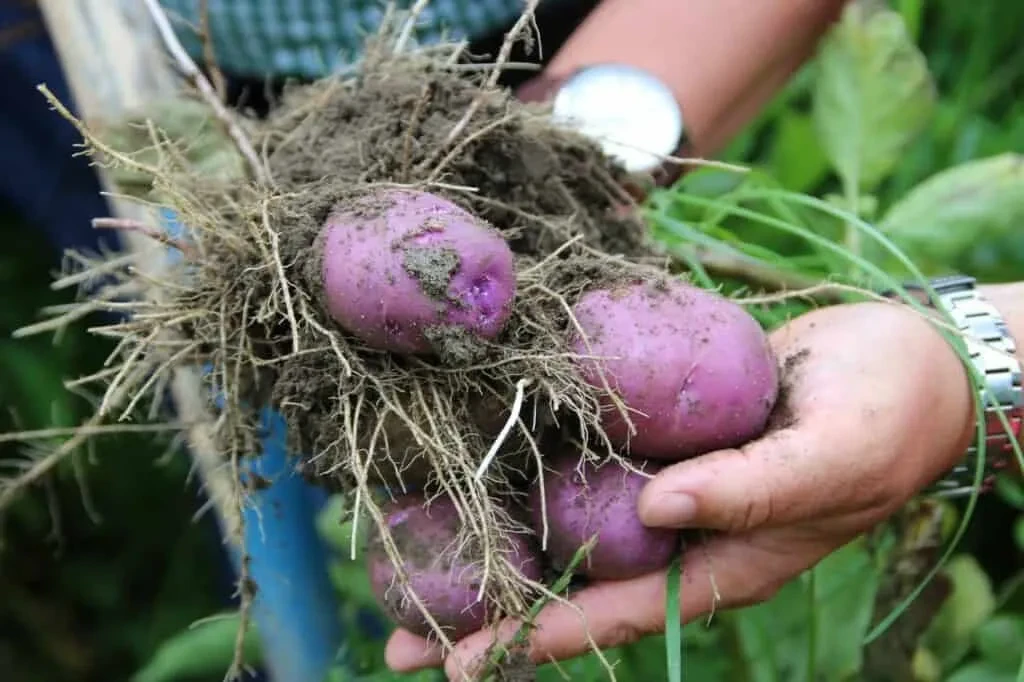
[893,277,1024,495]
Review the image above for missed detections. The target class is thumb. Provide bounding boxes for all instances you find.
[637,425,841,533]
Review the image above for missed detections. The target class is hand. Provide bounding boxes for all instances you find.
[383,300,977,680]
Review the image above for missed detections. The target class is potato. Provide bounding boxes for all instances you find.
[569,280,779,459]
[320,189,516,355]
[366,493,542,639]
[529,452,679,581]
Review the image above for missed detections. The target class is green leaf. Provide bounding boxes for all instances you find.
[922,555,997,670]
[878,153,1024,272]
[975,615,1024,671]
[995,475,1024,511]
[1016,516,1024,552]
[665,556,682,682]
[131,612,261,682]
[946,660,1019,682]
[316,494,357,551]
[809,542,880,680]
[913,648,943,682]
[767,112,830,192]
[812,1,936,193]
[0,342,77,430]
[731,538,879,682]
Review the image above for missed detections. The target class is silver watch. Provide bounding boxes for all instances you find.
[923,276,1023,497]
[549,63,688,175]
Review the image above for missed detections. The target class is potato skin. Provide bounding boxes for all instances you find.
[366,493,542,640]
[320,189,516,354]
[569,280,779,459]
[529,452,678,581]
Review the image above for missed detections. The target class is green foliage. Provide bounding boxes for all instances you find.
[726,540,879,682]
[922,556,998,669]
[131,613,262,682]
[877,154,1024,277]
[812,0,936,196]
[0,212,224,682]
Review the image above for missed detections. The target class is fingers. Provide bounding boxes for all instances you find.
[636,419,855,534]
[385,629,444,672]
[421,532,818,681]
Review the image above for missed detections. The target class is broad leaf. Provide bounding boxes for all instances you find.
[946,660,1019,682]
[879,153,1024,271]
[768,112,830,193]
[812,1,936,193]
[731,538,879,682]
[131,612,261,682]
[921,555,997,670]
[974,615,1024,671]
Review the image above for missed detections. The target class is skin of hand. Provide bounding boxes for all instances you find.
[383,293,1024,680]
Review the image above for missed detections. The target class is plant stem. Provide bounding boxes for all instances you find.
[806,568,818,682]
[842,174,862,267]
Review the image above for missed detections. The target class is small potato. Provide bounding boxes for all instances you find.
[366,493,542,640]
[320,189,516,356]
[569,280,779,459]
[529,451,679,581]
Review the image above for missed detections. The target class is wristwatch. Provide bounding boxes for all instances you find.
[900,276,1023,497]
[548,63,689,181]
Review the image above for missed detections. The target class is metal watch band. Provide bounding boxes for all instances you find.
[922,276,1023,497]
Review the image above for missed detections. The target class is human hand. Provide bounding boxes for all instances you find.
[383,300,978,680]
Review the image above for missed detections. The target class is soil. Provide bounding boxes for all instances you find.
[765,347,811,433]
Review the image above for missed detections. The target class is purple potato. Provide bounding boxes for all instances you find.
[529,451,679,581]
[569,279,779,459]
[367,493,542,640]
[320,189,516,354]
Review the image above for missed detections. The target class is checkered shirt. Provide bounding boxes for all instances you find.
[159,0,540,78]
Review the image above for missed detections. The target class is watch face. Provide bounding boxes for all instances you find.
[550,63,684,173]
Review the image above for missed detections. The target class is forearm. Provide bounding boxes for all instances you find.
[530,0,849,157]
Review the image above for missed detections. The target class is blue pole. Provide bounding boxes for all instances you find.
[236,407,347,682]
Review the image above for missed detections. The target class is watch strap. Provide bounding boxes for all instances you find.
[904,276,1024,497]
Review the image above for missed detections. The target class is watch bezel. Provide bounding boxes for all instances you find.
[549,63,688,175]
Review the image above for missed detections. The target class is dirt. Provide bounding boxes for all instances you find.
[765,347,811,433]
[401,245,461,302]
